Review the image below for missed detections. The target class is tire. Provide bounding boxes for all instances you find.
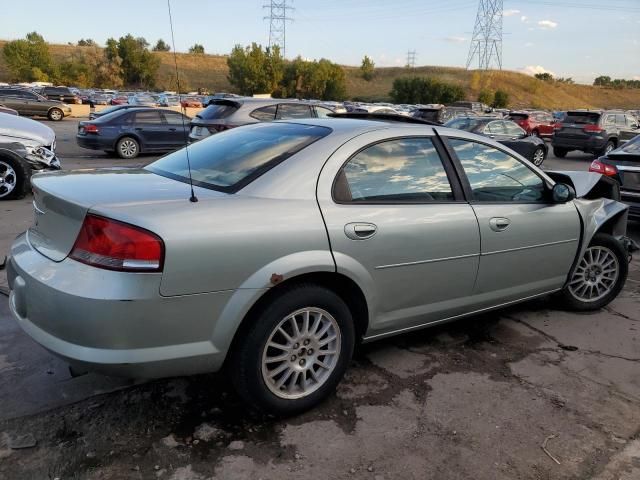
[559,233,628,311]
[0,155,30,201]
[116,137,139,159]
[600,140,615,157]
[231,284,355,416]
[48,108,64,121]
[531,146,546,166]
[553,147,568,158]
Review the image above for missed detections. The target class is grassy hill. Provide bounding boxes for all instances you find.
[1,42,639,110]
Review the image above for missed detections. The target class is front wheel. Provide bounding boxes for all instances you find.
[231,285,355,416]
[531,146,546,166]
[559,233,628,311]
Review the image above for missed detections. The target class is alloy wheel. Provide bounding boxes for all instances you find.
[49,109,62,121]
[0,160,17,198]
[261,307,341,400]
[568,246,619,302]
[532,148,545,166]
[605,143,615,154]
[119,139,138,158]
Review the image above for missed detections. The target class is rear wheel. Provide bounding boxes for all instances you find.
[116,137,139,159]
[0,156,30,201]
[231,284,355,416]
[553,147,568,158]
[559,233,627,311]
[600,140,615,157]
[532,146,545,166]
[48,108,63,121]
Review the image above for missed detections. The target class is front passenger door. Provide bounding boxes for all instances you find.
[446,138,580,306]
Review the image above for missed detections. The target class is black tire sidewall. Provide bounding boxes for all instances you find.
[560,233,628,311]
[232,285,355,416]
[553,147,567,158]
[0,155,30,201]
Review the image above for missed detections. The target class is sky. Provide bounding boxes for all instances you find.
[2,0,639,84]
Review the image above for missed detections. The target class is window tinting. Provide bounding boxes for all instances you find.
[504,121,525,137]
[163,111,187,125]
[485,121,506,135]
[444,117,484,131]
[619,135,640,154]
[450,139,546,202]
[565,112,601,125]
[147,123,331,191]
[250,105,277,121]
[276,104,313,119]
[134,111,163,124]
[197,102,239,120]
[336,138,454,202]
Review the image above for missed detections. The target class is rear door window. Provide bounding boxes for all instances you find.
[276,103,313,119]
[134,111,163,124]
[163,111,188,125]
[615,114,626,126]
[250,105,277,121]
[504,121,525,137]
[485,121,507,135]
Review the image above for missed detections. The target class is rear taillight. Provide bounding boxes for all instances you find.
[584,124,604,133]
[84,124,99,134]
[589,159,618,177]
[553,122,562,130]
[70,214,164,272]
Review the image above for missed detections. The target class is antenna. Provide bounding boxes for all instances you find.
[167,0,198,203]
[466,0,503,70]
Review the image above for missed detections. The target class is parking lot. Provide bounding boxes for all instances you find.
[1,118,639,479]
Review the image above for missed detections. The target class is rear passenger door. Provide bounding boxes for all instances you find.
[317,131,481,337]
[161,111,189,149]
[132,110,166,149]
[445,137,580,306]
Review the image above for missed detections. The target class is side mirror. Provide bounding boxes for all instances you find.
[552,183,576,203]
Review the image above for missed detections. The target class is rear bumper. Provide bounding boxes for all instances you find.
[552,135,607,152]
[76,135,108,150]
[6,232,235,378]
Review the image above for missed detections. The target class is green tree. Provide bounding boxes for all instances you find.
[534,72,554,82]
[189,43,205,54]
[153,39,171,52]
[77,38,96,47]
[594,75,612,87]
[227,43,283,95]
[389,77,465,104]
[2,31,54,82]
[360,55,375,81]
[116,34,159,88]
[477,89,494,105]
[492,89,509,108]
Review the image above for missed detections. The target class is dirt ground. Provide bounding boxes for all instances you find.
[1,119,639,479]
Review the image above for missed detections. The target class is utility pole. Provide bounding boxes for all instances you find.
[406,50,417,68]
[264,0,294,58]
[466,0,503,70]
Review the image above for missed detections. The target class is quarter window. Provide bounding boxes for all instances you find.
[335,138,454,202]
[163,111,187,125]
[276,104,313,119]
[250,105,277,121]
[449,139,546,202]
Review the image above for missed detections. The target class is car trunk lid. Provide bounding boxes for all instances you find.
[29,168,224,261]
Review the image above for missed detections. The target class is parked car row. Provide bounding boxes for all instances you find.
[0,86,72,121]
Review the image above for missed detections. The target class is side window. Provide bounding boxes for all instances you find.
[249,105,277,121]
[276,104,313,119]
[134,111,163,124]
[485,121,506,135]
[163,112,187,125]
[627,116,639,128]
[604,115,616,125]
[315,106,333,118]
[449,139,546,203]
[23,91,38,100]
[334,138,454,203]
[504,121,525,137]
[615,114,626,126]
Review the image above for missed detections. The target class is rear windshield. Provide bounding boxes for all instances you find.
[444,117,484,131]
[413,109,440,121]
[147,123,331,192]
[564,112,601,124]
[508,113,528,120]
[197,101,240,120]
[618,135,640,154]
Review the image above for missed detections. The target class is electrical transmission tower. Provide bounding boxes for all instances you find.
[264,1,294,58]
[406,50,417,68]
[466,0,503,70]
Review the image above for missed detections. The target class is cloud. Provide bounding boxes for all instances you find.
[520,15,528,22]
[520,65,556,76]
[538,20,558,29]
[503,9,520,17]
[443,36,467,43]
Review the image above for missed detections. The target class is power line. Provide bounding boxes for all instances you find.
[406,50,417,68]
[263,0,294,58]
[466,0,503,70]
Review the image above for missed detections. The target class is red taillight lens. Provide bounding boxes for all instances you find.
[589,159,618,177]
[84,124,99,134]
[584,124,604,133]
[70,215,164,272]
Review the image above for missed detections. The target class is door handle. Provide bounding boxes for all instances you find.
[489,217,511,232]
[135,127,143,131]
[169,127,177,131]
[344,222,377,240]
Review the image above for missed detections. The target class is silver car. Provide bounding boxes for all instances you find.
[5,119,630,414]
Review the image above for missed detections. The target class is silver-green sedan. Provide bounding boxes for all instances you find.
[5,118,631,414]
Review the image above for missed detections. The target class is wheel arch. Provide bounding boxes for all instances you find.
[113,133,144,152]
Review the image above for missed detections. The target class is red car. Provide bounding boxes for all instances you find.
[110,95,129,105]
[180,96,203,108]
[507,111,556,138]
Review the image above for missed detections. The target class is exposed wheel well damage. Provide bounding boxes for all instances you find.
[225,272,369,365]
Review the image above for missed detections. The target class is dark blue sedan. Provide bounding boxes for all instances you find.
[76,107,190,159]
